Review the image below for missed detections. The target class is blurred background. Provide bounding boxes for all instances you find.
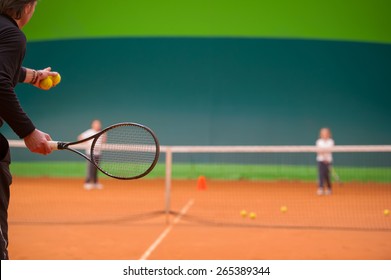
[4,0,391,260]
[2,0,391,147]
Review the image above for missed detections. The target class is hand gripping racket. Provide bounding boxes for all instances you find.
[49,122,160,180]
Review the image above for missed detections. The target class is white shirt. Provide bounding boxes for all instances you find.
[316,138,334,162]
[79,128,100,155]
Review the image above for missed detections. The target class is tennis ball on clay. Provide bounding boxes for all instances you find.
[50,74,61,86]
[39,77,53,90]
[240,210,247,218]
[249,212,256,219]
[384,209,390,216]
[280,206,288,213]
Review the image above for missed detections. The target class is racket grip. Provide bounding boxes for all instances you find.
[48,141,60,151]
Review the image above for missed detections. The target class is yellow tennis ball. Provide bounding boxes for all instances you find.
[249,212,256,219]
[384,209,390,216]
[280,206,288,213]
[39,77,53,90]
[51,74,61,86]
[240,210,247,218]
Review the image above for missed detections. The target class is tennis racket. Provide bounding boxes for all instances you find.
[49,122,160,180]
[330,166,343,186]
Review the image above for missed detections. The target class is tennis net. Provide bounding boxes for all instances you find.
[164,146,391,230]
[7,141,391,230]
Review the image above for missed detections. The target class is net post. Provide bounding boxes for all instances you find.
[165,147,173,224]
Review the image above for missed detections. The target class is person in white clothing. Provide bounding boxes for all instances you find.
[78,120,102,190]
[316,128,334,195]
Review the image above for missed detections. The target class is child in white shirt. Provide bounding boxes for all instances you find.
[316,128,334,195]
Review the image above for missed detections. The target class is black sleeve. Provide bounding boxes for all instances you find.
[18,67,26,83]
[0,31,35,138]
[0,81,36,139]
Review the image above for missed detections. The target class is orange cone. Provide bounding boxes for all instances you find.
[197,175,207,190]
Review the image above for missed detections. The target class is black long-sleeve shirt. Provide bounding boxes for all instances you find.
[0,13,35,139]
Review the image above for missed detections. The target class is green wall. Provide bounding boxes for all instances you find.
[5,38,390,146]
[2,0,390,150]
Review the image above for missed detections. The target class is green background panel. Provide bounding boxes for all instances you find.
[24,0,391,44]
[2,1,391,163]
[3,38,391,152]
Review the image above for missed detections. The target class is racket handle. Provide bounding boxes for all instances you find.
[48,141,60,150]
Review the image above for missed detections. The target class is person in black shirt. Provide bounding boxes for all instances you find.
[0,0,60,259]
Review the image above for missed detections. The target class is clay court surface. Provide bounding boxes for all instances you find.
[8,178,391,260]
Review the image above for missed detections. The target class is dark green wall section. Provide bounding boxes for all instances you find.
[3,38,391,147]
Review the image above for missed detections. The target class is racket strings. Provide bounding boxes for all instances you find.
[92,124,158,179]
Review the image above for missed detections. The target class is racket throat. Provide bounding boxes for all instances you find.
[57,142,67,150]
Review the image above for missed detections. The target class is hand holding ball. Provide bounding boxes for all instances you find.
[39,74,61,90]
[51,73,61,86]
[39,77,53,90]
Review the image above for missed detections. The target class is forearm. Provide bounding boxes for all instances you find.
[20,67,59,89]
[0,82,36,138]
[20,67,39,84]
[0,103,35,139]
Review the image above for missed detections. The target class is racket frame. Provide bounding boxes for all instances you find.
[50,122,160,180]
